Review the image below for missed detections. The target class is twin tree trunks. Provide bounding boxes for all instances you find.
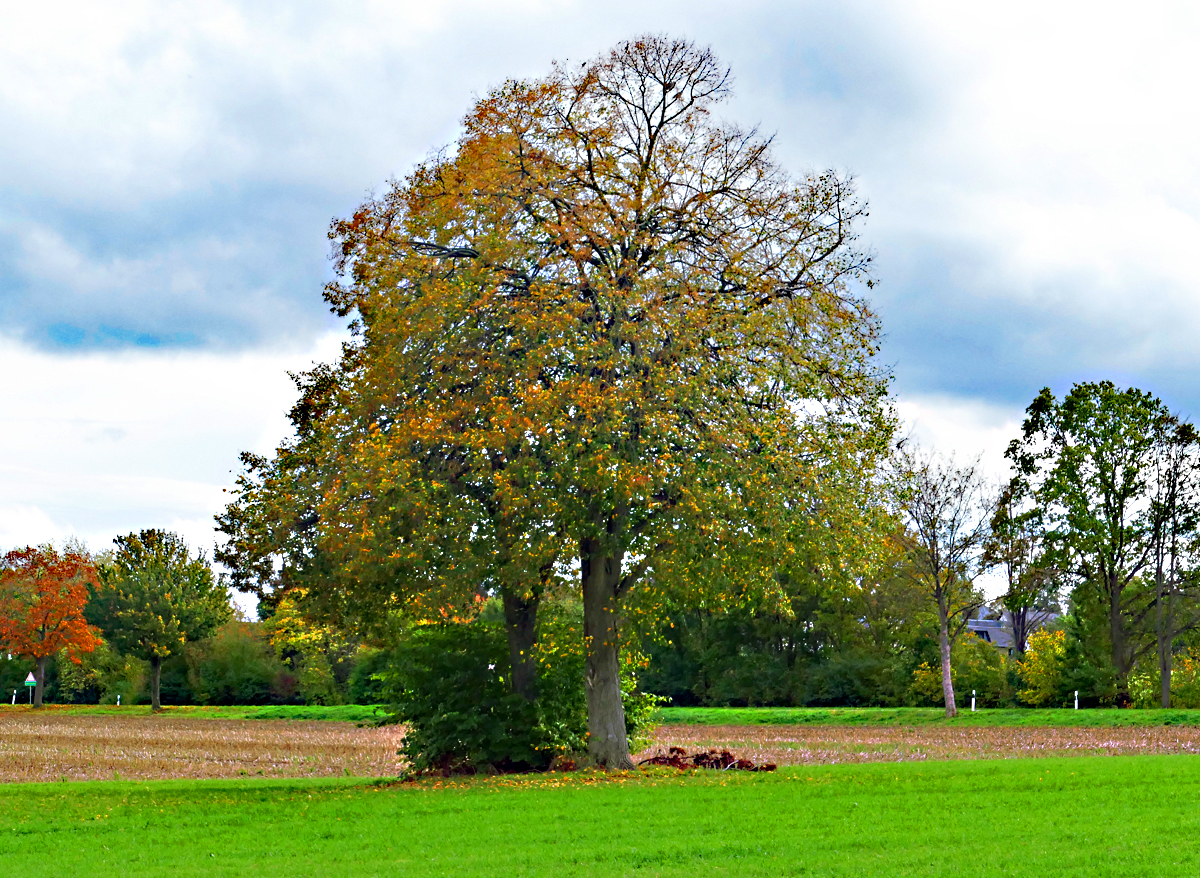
[500,541,634,769]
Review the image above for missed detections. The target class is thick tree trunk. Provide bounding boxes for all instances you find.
[581,538,632,770]
[938,614,956,718]
[502,589,540,702]
[150,656,162,712]
[33,655,47,708]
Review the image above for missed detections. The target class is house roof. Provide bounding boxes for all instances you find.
[967,618,1015,649]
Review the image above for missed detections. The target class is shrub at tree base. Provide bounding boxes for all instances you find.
[382,617,660,774]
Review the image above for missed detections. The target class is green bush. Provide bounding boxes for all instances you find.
[187,621,295,705]
[381,605,658,773]
[55,641,147,704]
[347,647,390,704]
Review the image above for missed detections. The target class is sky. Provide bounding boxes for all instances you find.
[3,1,1199,587]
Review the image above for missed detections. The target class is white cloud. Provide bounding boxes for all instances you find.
[0,330,347,561]
[895,393,1024,486]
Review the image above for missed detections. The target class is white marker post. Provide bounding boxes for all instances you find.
[1075,690,1079,710]
[117,695,121,706]
[971,689,976,712]
[24,672,36,704]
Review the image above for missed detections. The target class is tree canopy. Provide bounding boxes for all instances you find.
[88,530,233,710]
[1007,381,1200,703]
[218,35,894,768]
[0,544,100,707]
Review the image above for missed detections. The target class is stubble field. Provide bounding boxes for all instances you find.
[0,710,405,782]
[644,722,1200,765]
[7,706,1200,782]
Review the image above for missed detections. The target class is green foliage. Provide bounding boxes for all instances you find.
[382,607,659,773]
[382,622,580,773]
[640,558,933,709]
[186,621,294,706]
[347,647,390,705]
[54,640,146,705]
[1130,650,1200,708]
[906,638,1012,707]
[89,530,232,662]
[296,651,340,706]
[953,637,1012,707]
[1007,382,1200,695]
[88,530,233,709]
[261,592,358,705]
[1018,628,1067,706]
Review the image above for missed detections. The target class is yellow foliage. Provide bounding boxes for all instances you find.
[910,661,949,705]
[1018,628,1065,706]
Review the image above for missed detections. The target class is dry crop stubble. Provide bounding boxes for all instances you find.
[641,723,1200,765]
[10,712,1200,784]
[0,713,405,782]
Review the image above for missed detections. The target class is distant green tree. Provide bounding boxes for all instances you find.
[88,530,233,710]
[1007,383,1188,703]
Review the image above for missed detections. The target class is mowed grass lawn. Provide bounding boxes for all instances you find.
[5,755,1200,877]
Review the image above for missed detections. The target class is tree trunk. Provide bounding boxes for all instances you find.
[502,589,540,702]
[938,613,956,718]
[1109,574,1132,706]
[150,655,162,712]
[33,655,47,708]
[1158,581,1172,709]
[1012,605,1029,657]
[581,538,632,770]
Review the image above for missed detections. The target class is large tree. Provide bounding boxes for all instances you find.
[220,36,892,768]
[88,530,232,710]
[0,544,100,707]
[1007,381,1200,703]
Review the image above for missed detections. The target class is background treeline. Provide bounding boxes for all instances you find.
[0,618,388,708]
[644,379,1200,712]
[0,535,388,708]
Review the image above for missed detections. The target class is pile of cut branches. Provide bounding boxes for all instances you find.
[638,746,776,772]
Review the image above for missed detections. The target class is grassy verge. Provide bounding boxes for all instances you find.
[2,755,1198,876]
[0,704,385,722]
[657,706,1200,727]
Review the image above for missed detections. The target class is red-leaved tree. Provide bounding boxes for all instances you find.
[0,545,101,706]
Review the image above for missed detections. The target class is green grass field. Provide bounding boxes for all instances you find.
[658,706,1200,727]
[3,755,1197,876]
[0,703,386,722]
